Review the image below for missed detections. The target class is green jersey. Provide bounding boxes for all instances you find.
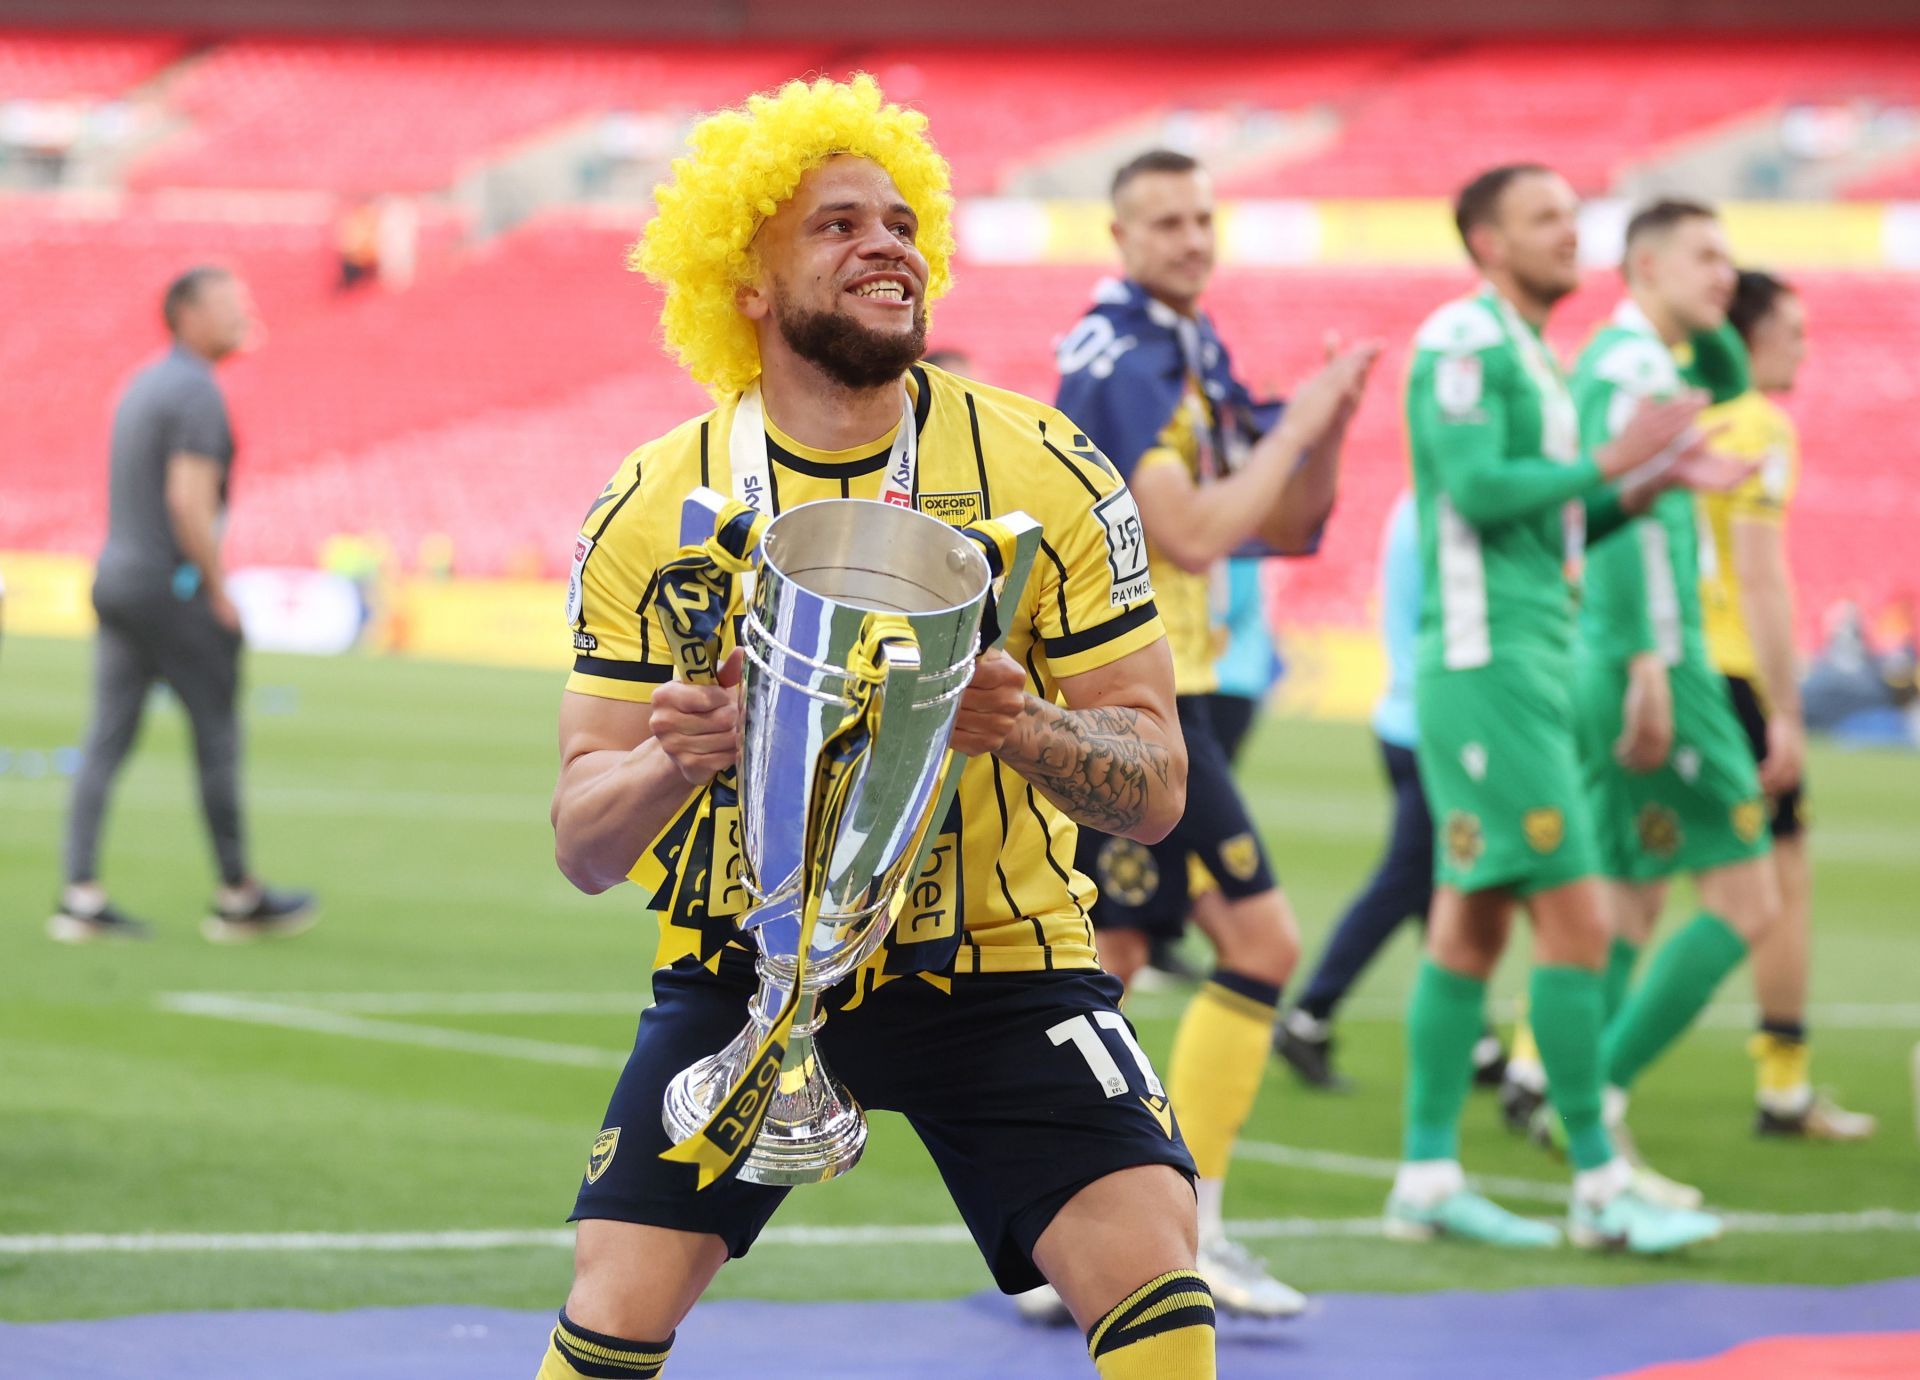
[1406,286,1611,673]
[1571,304,1751,667]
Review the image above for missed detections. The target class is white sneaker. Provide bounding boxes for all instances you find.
[1629,1162,1705,1212]
[1757,1090,1879,1141]
[1196,1234,1307,1319]
[1012,1282,1072,1327]
[1607,1119,1705,1211]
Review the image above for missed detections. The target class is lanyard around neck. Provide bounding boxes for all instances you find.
[728,380,918,516]
[725,380,918,600]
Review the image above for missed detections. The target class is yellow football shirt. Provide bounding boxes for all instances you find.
[1698,391,1799,683]
[566,364,1167,978]
[1132,377,1222,696]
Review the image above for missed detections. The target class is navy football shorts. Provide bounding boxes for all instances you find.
[1079,693,1277,938]
[572,947,1195,1294]
[1725,673,1807,839]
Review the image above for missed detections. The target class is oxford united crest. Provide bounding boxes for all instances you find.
[586,1127,621,1184]
[1097,836,1160,907]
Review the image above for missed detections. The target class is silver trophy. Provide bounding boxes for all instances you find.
[658,489,1039,1187]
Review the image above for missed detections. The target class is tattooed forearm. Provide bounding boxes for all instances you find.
[998,698,1175,836]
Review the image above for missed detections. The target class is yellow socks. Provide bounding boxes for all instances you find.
[1751,1029,1811,1111]
[536,1310,672,1378]
[1087,1269,1216,1378]
[1167,971,1282,1178]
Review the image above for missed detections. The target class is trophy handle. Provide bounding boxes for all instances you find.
[893,511,1044,895]
[956,513,1043,659]
[658,488,767,686]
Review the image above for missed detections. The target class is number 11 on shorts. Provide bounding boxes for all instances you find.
[1048,1012,1165,1098]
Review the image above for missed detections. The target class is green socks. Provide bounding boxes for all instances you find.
[1402,960,1486,1162]
[1603,936,1641,1023]
[1605,911,1748,1093]
[1530,965,1613,1171]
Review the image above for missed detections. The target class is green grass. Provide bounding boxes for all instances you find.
[2,633,1916,1321]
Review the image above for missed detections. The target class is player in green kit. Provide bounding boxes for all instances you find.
[1385,165,1734,1255]
[1564,201,1780,1203]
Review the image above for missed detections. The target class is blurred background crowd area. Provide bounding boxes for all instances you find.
[1,7,1916,705]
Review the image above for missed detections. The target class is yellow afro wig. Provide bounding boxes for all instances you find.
[632,73,956,400]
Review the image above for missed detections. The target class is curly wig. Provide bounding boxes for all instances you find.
[632,73,956,399]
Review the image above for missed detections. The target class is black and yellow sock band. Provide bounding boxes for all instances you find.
[1086,1268,1216,1364]
[539,1309,673,1379]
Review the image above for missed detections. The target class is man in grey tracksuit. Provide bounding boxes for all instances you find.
[52,266,316,944]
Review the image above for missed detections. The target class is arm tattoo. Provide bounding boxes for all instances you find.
[1004,699,1173,835]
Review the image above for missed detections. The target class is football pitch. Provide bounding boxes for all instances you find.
[2,632,1917,1325]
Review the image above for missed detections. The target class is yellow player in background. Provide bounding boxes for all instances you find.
[1699,269,1874,1140]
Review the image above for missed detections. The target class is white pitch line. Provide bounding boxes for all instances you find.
[0,1224,974,1256]
[1719,1209,1920,1234]
[1235,1142,1920,1233]
[1235,1140,1570,1204]
[6,1210,1919,1257]
[163,991,646,1016]
[155,994,626,1070]
[0,1230,576,1255]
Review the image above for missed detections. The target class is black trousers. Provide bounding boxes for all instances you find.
[1295,737,1432,1020]
[64,579,246,886]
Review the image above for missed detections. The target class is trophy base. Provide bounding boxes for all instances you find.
[661,1023,869,1187]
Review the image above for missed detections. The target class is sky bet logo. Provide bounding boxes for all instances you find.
[710,1046,782,1153]
[884,447,914,503]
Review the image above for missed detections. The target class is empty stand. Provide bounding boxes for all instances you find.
[836,43,1408,194]
[128,38,823,193]
[1223,37,1920,198]
[1844,156,1920,199]
[0,199,339,551]
[4,31,1914,634]
[0,30,183,101]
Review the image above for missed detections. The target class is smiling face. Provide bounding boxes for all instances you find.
[740,155,929,390]
[1111,167,1216,315]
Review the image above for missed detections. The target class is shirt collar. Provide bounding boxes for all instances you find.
[1612,298,1661,339]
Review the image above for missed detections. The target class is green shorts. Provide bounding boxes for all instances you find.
[1574,656,1771,883]
[1416,658,1599,896]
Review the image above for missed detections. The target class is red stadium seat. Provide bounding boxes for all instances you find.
[1220,36,1920,198]
[0,30,183,100]
[127,38,825,194]
[4,31,1914,631]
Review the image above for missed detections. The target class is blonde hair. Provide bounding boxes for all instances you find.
[632,74,955,399]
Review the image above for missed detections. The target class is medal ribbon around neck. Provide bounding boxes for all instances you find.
[728,379,919,599]
[659,612,920,1189]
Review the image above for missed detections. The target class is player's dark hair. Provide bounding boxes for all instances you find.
[162,265,230,335]
[1727,269,1793,345]
[922,347,972,371]
[1112,149,1202,202]
[1454,164,1554,262]
[1623,198,1718,257]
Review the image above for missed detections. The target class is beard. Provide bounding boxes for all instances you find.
[774,288,927,391]
[1513,262,1578,308]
